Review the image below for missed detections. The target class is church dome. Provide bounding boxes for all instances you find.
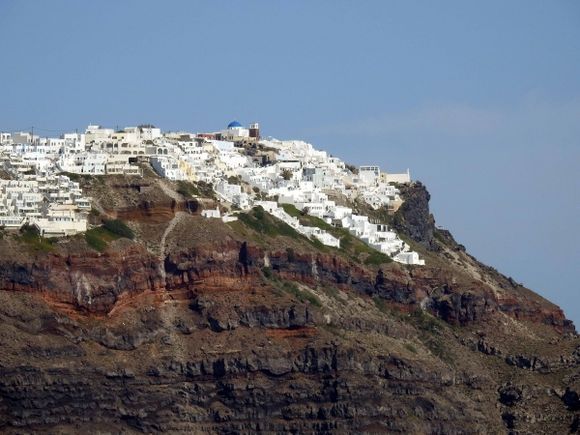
[227,120,242,128]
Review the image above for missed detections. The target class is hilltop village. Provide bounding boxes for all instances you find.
[0,121,424,265]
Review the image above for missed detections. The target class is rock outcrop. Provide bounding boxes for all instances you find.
[392,181,438,251]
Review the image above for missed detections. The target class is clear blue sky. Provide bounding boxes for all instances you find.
[1,1,579,324]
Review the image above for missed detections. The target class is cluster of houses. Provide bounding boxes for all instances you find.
[0,121,424,265]
[254,201,341,248]
[0,176,90,236]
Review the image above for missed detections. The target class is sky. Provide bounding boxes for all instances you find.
[0,1,579,323]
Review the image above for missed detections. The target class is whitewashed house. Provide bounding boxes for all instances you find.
[201,207,221,219]
[33,204,87,237]
[395,251,426,266]
[150,155,187,180]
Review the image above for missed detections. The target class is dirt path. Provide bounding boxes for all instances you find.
[158,211,187,282]
[158,179,182,202]
[155,179,188,280]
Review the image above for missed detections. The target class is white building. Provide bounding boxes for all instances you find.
[33,204,87,237]
[215,179,251,209]
[63,133,86,154]
[358,165,380,185]
[394,251,426,266]
[85,125,114,144]
[221,121,249,140]
[384,169,411,184]
[0,175,90,232]
[209,139,235,152]
[57,152,107,175]
[201,207,221,219]
[105,154,142,176]
[150,155,188,180]
[253,201,340,248]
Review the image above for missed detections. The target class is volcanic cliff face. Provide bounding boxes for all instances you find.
[0,173,578,434]
[391,181,438,251]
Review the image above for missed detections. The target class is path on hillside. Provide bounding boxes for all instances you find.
[158,211,187,282]
[157,208,190,358]
[158,179,182,202]
[151,180,193,355]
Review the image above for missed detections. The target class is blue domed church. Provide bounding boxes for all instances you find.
[222,120,250,140]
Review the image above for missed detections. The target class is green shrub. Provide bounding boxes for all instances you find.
[17,224,57,252]
[261,266,272,279]
[103,219,134,239]
[85,230,108,251]
[364,250,393,265]
[281,282,321,307]
[197,181,216,198]
[280,169,293,180]
[238,206,301,239]
[281,203,386,258]
[227,175,241,185]
[19,224,39,239]
[59,171,87,182]
[260,268,321,308]
[281,203,302,218]
[410,309,441,334]
[177,180,216,199]
[176,180,200,197]
[84,226,122,251]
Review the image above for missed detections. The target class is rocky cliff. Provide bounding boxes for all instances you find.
[0,174,578,434]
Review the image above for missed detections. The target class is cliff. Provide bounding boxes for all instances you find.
[0,174,578,434]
